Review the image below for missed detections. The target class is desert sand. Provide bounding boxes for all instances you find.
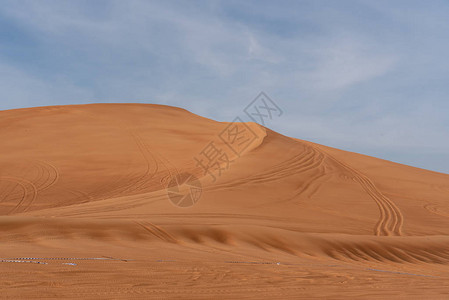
[1,103,449,299]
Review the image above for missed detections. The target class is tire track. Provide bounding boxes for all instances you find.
[206,145,323,192]
[134,221,177,243]
[115,133,159,196]
[85,158,135,201]
[33,160,60,192]
[0,177,27,213]
[41,190,168,218]
[155,150,181,184]
[313,146,404,236]
[292,170,328,200]
[59,186,94,203]
[0,177,38,214]
[3,160,59,213]
[82,133,160,201]
[306,167,332,199]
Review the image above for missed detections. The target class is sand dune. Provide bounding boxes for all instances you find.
[1,103,449,299]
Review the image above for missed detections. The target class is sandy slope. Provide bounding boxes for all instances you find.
[1,103,448,299]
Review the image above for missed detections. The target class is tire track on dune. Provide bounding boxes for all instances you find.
[39,189,168,218]
[354,169,404,236]
[33,160,60,192]
[134,221,177,243]
[29,161,44,189]
[206,145,324,192]
[0,178,27,213]
[0,176,18,203]
[287,169,328,202]
[156,151,181,185]
[306,167,333,200]
[85,159,135,201]
[0,162,36,204]
[0,177,38,214]
[113,132,181,197]
[311,145,404,236]
[84,130,182,204]
[0,161,57,214]
[82,133,160,201]
[33,160,100,207]
[59,186,94,203]
[213,148,315,188]
[103,133,160,197]
[282,148,328,201]
[139,136,180,192]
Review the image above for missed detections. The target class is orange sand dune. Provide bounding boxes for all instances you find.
[1,103,449,299]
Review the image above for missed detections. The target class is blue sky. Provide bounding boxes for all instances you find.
[1,0,448,174]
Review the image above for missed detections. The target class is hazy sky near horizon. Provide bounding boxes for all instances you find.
[1,0,448,174]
